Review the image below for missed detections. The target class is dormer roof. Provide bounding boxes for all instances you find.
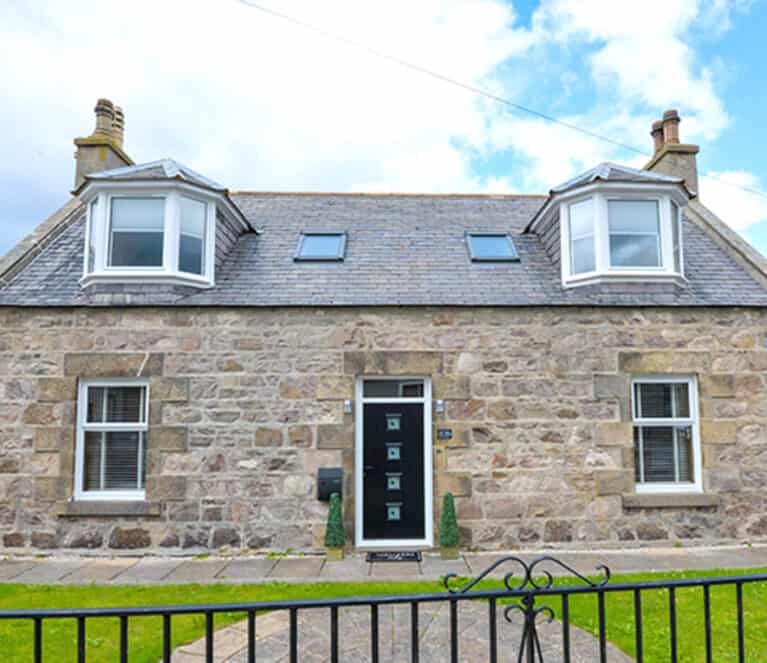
[550,162,689,196]
[74,159,252,232]
[526,162,693,233]
[74,159,227,195]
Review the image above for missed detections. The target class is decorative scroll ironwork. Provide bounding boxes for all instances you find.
[443,555,611,663]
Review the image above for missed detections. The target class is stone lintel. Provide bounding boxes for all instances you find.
[56,501,162,518]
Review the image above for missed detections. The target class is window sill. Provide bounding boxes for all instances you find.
[80,272,212,289]
[56,501,161,518]
[563,271,687,289]
[622,493,720,509]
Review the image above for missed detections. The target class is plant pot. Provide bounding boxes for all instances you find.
[440,546,459,560]
[326,547,344,562]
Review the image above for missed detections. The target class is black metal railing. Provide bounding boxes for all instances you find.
[0,555,765,662]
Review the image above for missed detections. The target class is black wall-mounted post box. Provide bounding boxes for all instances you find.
[317,468,343,501]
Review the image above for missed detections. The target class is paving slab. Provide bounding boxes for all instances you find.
[270,557,324,579]
[465,552,644,579]
[60,559,139,584]
[217,598,632,663]
[217,558,278,582]
[0,560,39,581]
[13,560,89,584]
[419,555,470,579]
[163,559,230,584]
[111,558,184,584]
[319,556,370,580]
[370,561,420,578]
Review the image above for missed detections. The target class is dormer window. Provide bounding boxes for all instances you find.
[562,191,685,286]
[77,159,251,289]
[528,163,691,289]
[83,191,214,287]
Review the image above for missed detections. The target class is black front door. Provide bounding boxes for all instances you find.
[362,403,425,541]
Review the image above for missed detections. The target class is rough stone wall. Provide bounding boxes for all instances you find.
[0,306,765,553]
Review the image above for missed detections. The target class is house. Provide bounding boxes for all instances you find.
[0,100,766,553]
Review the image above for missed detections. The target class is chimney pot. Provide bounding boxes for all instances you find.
[650,120,664,153]
[662,109,680,145]
[112,106,125,148]
[93,98,115,138]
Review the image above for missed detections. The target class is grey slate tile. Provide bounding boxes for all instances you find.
[1,194,766,307]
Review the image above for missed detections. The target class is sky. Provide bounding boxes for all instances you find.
[1,0,767,258]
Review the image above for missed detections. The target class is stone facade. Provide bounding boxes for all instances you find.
[0,305,765,553]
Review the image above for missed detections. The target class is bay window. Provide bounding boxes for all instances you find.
[632,377,701,493]
[82,188,215,287]
[75,380,148,500]
[560,187,687,287]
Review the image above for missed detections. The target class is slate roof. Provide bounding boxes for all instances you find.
[2,191,766,307]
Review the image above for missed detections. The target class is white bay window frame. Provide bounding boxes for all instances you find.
[632,375,702,495]
[81,182,217,288]
[559,183,687,288]
[74,378,149,502]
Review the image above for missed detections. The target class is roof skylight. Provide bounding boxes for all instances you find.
[295,232,347,261]
[466,232,519,262]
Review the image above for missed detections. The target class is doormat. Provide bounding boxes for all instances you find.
[366,551,422,562]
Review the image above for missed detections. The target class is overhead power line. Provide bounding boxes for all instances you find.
[234,0,767,202]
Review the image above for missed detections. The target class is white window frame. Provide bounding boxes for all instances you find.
[567,197,596,275]
[178,193,210,276]
[631,375,702,494]
[74,378,149,501]
[80,183,217,289]
[355,376,433,549]
[605,197,663,270]
[106,194,168,272]
[559,184,686,288]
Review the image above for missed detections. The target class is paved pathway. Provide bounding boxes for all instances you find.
[0,544,764,585]
[170,602,633,663]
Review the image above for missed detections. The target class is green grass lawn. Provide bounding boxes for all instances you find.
[0,568,765,662]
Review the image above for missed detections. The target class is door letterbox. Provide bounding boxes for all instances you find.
[317,468,343,501]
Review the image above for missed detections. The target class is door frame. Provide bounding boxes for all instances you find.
[354,376,434,549]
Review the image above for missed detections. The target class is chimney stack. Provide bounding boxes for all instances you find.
[645,109,699,195]
[73,98,133,190]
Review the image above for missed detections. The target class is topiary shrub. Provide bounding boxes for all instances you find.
[324,493,345,549]
[439,492,460,550]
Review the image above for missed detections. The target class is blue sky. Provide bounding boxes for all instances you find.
[1,0,766,258]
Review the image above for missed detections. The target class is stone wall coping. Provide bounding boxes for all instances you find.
[55,501,162,518]
[621,493,720,509]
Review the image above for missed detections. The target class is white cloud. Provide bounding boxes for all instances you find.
[0,0,534,199]
[0,0,761,255]
[699,171,767,230]
[530,0,731,141]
